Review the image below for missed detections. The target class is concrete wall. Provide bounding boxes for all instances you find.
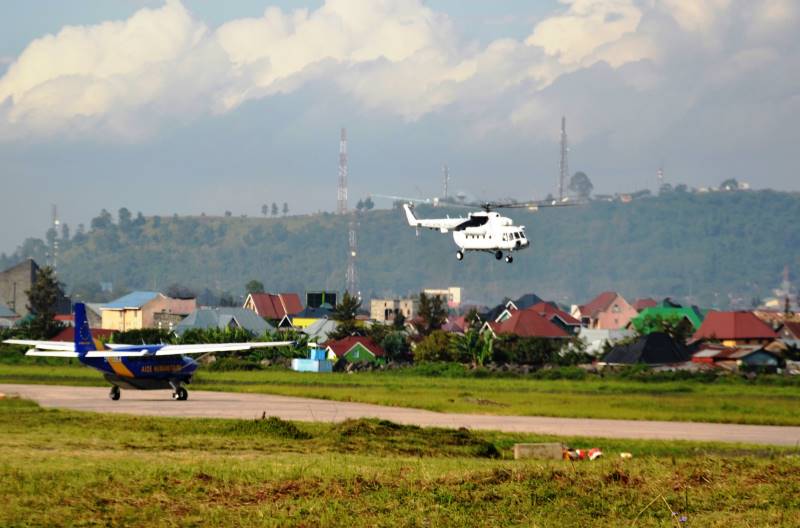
[0,259,70,317]
[0,260,36,317]
[370,298,417,322]
[145,297,196,328]
[101,296,196,331]
[102,309,143,332]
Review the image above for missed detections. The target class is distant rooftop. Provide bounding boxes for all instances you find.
[0,302,17,318]
[103,291,160,310]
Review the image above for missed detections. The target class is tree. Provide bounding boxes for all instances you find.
[282,202,289,216]
[356,199,365,211]
[271,203,279,216]
[90,209,113,230]
[225,211,233,217]
[218,292,237,307]
[392,311,406,330]
[25,266,63,339]
[417,292,447,335]
[245,280,265,294]
[60,223,70,241]
[413,330,453,362]
[330,291,363,339]
[261,204,268,217]
[720,178,739,191]
[118,207,132,230]
[165,283,196,299]
[631,313,694,344]
[568,172,594,199]
[364,197,375,210]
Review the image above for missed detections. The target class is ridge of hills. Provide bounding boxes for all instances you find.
[2,190,799,308]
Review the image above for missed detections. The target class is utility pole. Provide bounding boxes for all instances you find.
[559,116,569,201]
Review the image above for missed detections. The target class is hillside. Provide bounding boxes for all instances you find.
[2,190,799,307]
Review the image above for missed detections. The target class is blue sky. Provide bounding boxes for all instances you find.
[1,0,799,253]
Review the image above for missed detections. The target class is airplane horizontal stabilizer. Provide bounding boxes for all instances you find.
[4,339,76,351]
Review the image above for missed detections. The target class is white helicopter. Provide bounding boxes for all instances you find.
[378,196,576,263]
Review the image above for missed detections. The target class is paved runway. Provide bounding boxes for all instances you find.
[2,383,799,446]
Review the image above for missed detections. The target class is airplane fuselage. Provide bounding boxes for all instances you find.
[81,354,198,390]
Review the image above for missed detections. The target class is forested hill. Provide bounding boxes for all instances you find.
[2,190,799,308]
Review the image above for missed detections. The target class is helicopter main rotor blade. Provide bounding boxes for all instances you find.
[490,199,585,210]
[371,194,434,204]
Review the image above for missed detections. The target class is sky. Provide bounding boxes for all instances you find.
[1,0,799,253]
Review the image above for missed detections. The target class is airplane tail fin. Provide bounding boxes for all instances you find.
[403,203,419,226]
[73,303,97,355]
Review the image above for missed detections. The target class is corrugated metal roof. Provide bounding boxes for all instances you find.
[0,302,17,318]
[103,291,160,309]
[693,311,778,340]
[173,307,273,336]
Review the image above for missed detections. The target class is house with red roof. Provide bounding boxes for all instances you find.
[481,309,570,339]
[692,311,778,347]
[243,293,303,324]
[52,326,116,343]
[779,321,800,346]
[324,336,385,363]
[691,343,785,373]
[527,302,581,335]
[571,291,638,330]
[633,298,658,312]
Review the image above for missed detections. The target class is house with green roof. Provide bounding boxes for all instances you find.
[629,299,706,335]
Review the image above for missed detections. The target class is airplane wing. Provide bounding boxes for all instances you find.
[3,339,76,351]
[403,204,465,233]
[24,350,80,358]
[152,341,295,356]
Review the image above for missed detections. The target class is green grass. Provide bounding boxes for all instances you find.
[3,362,800,426]
[1,397,799,527]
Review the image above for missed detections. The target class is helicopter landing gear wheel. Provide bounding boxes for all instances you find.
[109,385,120,401]
[172,387,188,401]
[456,250,464,261]
[505,255,514,263]
[495,251,503,260]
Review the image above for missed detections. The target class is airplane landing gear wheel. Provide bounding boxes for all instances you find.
[109,386,120,401]
[495,251,503,260]
[172,387,188,401]
[505,255,514,263]
[456,250,464,261]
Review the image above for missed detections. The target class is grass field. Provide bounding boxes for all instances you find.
[1,397,799,527]
[2,362,800,426]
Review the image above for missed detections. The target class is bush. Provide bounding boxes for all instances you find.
[206,357,262,371]
[413,331,455,362]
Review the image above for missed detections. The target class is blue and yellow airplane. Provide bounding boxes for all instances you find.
[3,303,292,401]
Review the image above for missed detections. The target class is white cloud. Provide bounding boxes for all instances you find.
[527,0,644,65]
[0,0,797,147]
